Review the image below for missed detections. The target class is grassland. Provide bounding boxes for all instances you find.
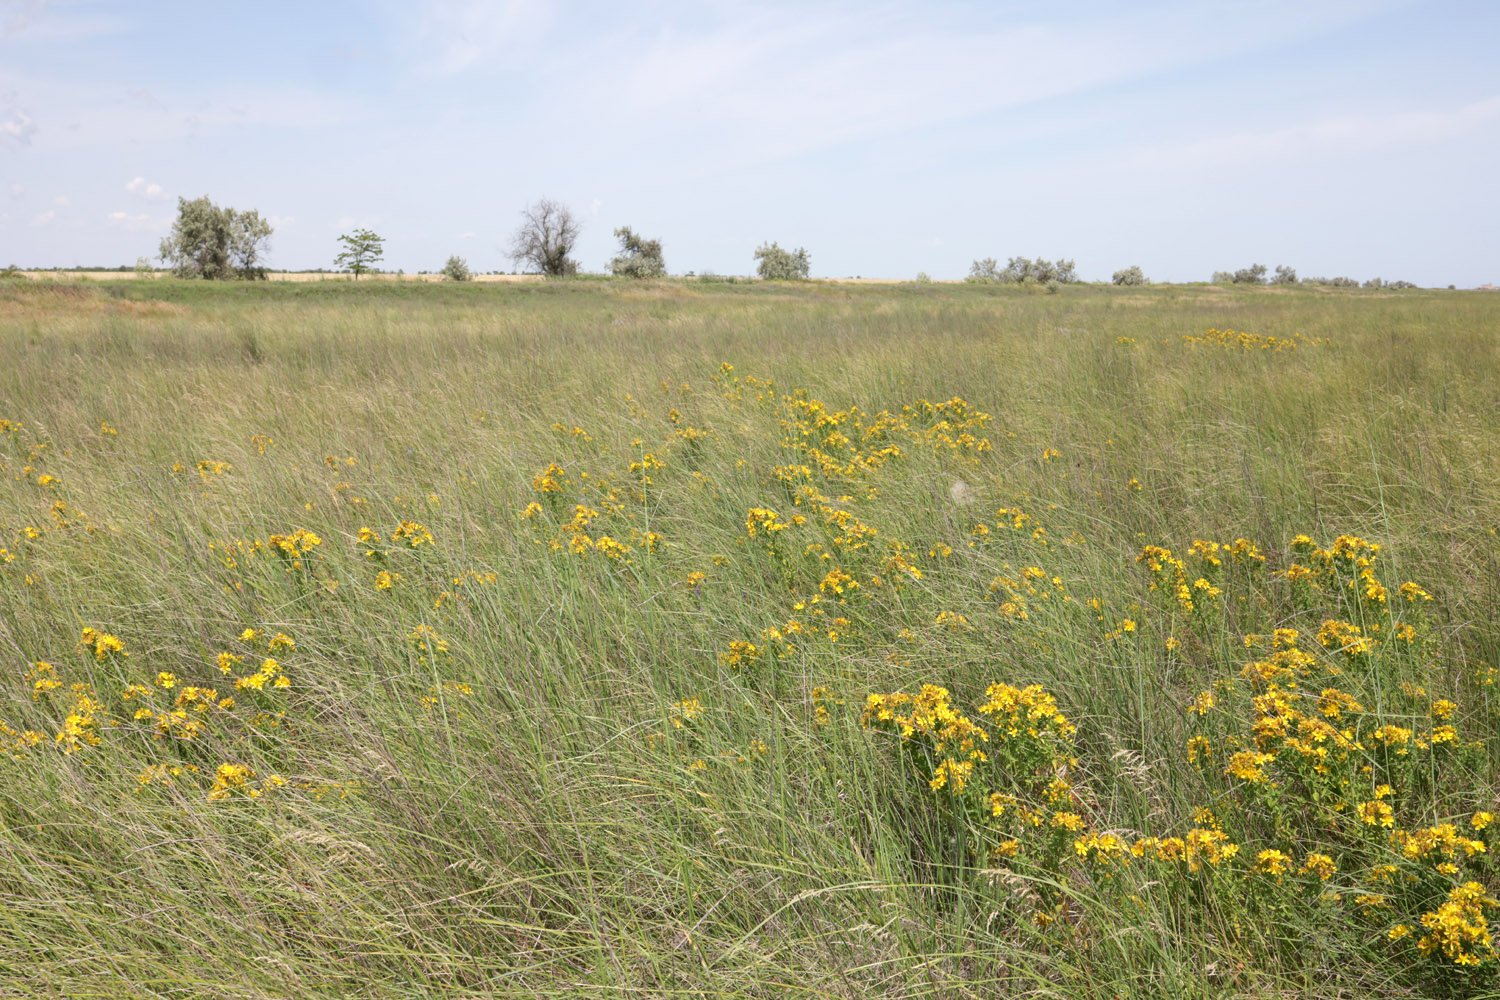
[1,277,1497,998]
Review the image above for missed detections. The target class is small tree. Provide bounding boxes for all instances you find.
[971,256,1078,284]
[610,227,666,278]
[509,199,580,276]
[754,242,810,280]
[1270,265,1298,285]
[1112,265,1147,286]
[335,229,385,279]
[1231,264,1268,285]
[967,258,1001,283]
[158,195,273,280]
[441,255,472,281]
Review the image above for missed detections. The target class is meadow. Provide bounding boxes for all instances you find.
[1,276,1497,998]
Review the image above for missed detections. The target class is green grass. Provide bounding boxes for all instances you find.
[1,277,1497,997]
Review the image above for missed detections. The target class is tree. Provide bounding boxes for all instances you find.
[158,196,274,279]
[335,229,385,279]
[441,255,472,281]
[1112,265,1147,286]
[509,199,580,276]
[1270,265,1298,285]
[754,242,810,280]
[609,227,666,278]
[968,256,1078,284]
[1232,264,1268,285]
[967,258,1001,283]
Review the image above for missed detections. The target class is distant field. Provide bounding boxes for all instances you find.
[18,270,944,284]
[19,269,549,283]
[2,277,1497,997]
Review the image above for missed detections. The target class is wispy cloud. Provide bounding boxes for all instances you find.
[1121,95,1500,172]
[403,0,554,76]
[0,0,126,43]
[29,207,52,226]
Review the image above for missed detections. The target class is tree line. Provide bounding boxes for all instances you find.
[153,194,1426,288]
[156,195,799,282]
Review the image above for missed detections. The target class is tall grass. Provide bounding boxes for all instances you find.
[1,278,1497,997]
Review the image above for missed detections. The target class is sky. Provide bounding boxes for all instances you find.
[1,0,1498,284]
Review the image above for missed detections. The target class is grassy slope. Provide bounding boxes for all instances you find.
[0,278,1497,998]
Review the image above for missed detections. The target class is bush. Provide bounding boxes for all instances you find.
[1271,265,1298,285]
[914,272,931,283]
[1234,264,1268,285]
[966,258,1000,283]
[969,256,1079,284]
[754,242,810,281]
[1112,265,1147,286]
[610,227,666,278]
[441,256,472,282]
[1303,276,1359,288]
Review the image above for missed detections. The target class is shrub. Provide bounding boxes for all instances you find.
[441,256,472,282]
[754,242,810,281]
[1112,265,1147,286]
[967,258,1001,283]
[1271,265,1298,285]
[610,227,666,278]
[970,257,1079,284]
[1234,264,1268,285]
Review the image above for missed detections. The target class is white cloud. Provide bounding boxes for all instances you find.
[29,208,52,226]
[268,214,295,229]
[456,231,476,239]
[52,193,67,205]
[450,0,1408,169]
[1,105,36,144]
[105,209,164,231]
[8,181,19,197]
[124,176,165,200]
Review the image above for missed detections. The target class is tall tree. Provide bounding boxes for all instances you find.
[509,199,580,276]
[158,196,273,280]
[334,229,385,279]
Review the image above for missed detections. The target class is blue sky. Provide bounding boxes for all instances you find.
[2,0,1497,284]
